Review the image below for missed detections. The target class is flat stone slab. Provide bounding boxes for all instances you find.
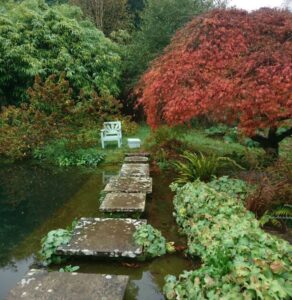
[124,156,149,163]
[57,218,146,258]
[120,163,149,177]
[100,193,146,212]
[6,269,128,300]
[104,176,152,194]
[125,152,150,157]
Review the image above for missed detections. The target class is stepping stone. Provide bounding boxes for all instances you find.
[57,218,146,258]
[125,152,150,157]
[104,176,152,194]
[120,163,149,177]
[124,156,149,163]
[6,269,128,300]
[100,193,146,213]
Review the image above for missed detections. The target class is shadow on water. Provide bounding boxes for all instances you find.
[0,162,195,300]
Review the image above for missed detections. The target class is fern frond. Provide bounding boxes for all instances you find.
[270,218,283,228]
[271,205,292,218]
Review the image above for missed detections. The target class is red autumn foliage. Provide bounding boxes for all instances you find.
[137,9,292,155]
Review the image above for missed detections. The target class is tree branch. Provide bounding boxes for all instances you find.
[277,127,292,142]
[251,134,269,147]
[251,127,292,147]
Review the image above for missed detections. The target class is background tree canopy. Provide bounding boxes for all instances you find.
[69,0,131,36]
[0,0,122,106]
[122,0,227,90]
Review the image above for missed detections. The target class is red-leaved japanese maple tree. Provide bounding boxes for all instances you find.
[137,8,292,157]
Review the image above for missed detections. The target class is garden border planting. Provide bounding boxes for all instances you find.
[164,179,292,299]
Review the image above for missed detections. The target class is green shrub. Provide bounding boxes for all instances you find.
[124,0,219,87]
[164,180,292,299]
[40,229,72,265]
[34,140,104,167]
[133,224,167,259]
[173,151,244,184]
[0,0,122,106]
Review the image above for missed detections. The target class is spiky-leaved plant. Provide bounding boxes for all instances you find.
[173,151,243,184]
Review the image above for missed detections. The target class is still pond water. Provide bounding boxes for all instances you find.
[0,161,194,300]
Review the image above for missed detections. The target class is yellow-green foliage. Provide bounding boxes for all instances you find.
[0,0,122,106]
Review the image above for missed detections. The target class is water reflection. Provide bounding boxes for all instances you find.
[102,170,117,184]
[130,272,164,300]
[0,257,34,299]
[0,163,91,268]
[0,163,195,300]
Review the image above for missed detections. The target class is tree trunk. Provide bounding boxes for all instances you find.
[251,127,279,160]
[251,126,292,160]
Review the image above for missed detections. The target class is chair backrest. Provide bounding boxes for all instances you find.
[103,121,121,135]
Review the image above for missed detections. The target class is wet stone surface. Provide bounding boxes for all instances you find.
[125,152,150,157]
[100,193,146,213]
[57,218,146,258]
[120,163,149,177]
[104,176,152,194]
[124,156,149,163]
[6,269,129,300]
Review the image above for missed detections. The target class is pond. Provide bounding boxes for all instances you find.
[0,161,195,300]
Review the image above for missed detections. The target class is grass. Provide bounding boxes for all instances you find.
[280,137,292,162]
[33,122,291,167]
[99,124,150,165]
[183,128,291,162]
[183,128,262,157]
[31,124,150,167]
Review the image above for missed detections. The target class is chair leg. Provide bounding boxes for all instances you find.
[101,140,105,149]
[118,139,121,148]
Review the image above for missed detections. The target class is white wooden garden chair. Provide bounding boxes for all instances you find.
[100,121,122,148]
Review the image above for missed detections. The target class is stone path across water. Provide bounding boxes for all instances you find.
[57,218,147,258]
[124,156,149,163]
[125,152,150,157]
[100,192,146,212]
[120,163,149,177]
[7,152,152,300]
[6,269,128,300]
[104,176,152,194]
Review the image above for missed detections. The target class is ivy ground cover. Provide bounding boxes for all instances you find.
[164,179,292,299]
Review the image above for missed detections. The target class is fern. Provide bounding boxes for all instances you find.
[259,205,292,228]
[273,205,292,219]
[173,151,244,184]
